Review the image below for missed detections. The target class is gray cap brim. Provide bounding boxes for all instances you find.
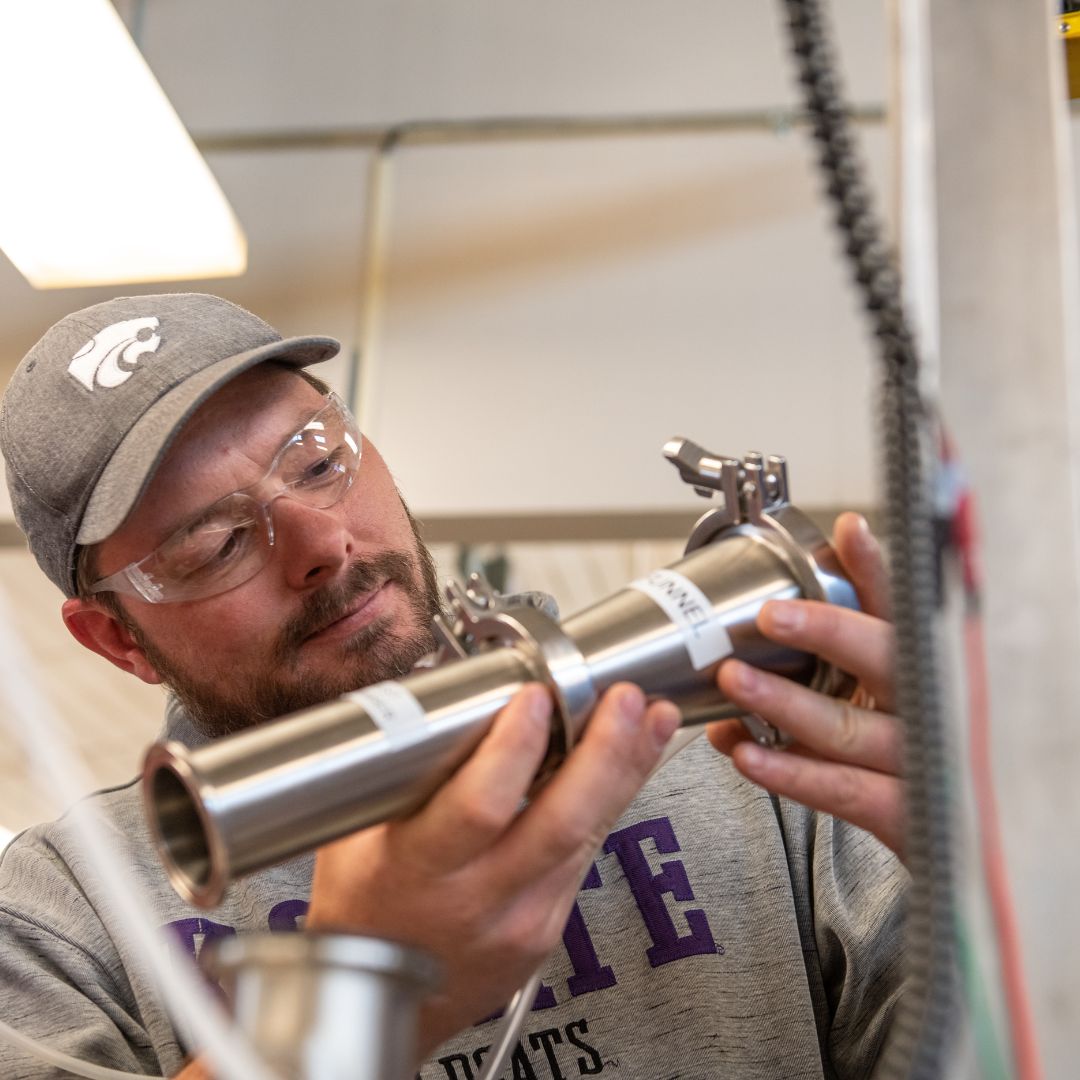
[77,335,339,545]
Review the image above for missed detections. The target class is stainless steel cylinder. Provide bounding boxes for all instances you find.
[201,933,439,1080]
[146,647,533,906]
[563,504,857,726]
[144,502,857,908]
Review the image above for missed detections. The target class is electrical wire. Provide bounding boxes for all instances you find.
[962,611,1042,1079]
[476,971,544,1080]
[945,447,1043,1079]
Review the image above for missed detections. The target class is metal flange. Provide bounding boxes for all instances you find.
[437,575,599,781]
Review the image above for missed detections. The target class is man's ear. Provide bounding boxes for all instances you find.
[61,598,164,685]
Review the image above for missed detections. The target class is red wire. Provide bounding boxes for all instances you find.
[953,488,1043,1080]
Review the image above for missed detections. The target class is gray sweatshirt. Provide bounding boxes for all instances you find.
[0,699,906,1079]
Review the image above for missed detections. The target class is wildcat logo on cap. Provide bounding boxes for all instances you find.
[67,316,162,391]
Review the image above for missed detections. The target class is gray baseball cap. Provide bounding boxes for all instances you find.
[0,293,340,597]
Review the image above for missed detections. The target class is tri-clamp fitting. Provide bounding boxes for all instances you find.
[430,576,598,782]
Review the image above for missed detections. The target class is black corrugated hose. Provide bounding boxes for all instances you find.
[777,1,957,1077]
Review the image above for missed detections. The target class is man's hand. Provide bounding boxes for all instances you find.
[305,681,680,1057]
[707,512,905,858]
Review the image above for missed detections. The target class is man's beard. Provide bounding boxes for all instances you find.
[131,541,441,740]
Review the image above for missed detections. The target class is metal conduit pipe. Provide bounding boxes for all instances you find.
[191,106,887,155]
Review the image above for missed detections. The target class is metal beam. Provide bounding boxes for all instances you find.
[0,509,872,549]
[191,106,886,155]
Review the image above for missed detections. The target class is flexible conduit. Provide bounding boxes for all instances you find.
[778,1,956,1076]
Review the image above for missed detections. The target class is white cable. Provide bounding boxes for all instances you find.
[654,724,706,770]
[0,590,279,1080]
[0,1016,159,1080]
[475,724,704,1080]
[475,970,544,1080]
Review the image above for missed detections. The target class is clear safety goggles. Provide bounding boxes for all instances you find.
[89,393,362,604]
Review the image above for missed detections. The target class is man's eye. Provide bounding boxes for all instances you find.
[169,521,255,577]
[297,448,347,487]
[212,530,242,564]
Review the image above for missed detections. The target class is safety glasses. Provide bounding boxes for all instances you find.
[89,393,361,603]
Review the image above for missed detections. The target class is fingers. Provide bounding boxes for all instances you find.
[403,683,555,874]
[705,717,753,757]
[730,740,905,857]
[716,659,901,774]
[402,682,680,884]
[833,511,891,620]
[708,516,905,859]
[490,684,680,889]
[758,598,895,712]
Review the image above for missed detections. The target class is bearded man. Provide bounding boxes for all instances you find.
[0,294,906,1080]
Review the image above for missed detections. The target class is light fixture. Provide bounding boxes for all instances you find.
[0,0,246,289]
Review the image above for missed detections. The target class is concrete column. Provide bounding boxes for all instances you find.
[925,2,1080,1071]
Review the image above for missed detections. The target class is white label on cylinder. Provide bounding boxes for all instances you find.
[629,569,733,670]
[346,681,426,735]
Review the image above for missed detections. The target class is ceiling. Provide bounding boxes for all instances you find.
[0,0,888,387]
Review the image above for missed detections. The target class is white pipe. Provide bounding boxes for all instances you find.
[0,589,279,1080]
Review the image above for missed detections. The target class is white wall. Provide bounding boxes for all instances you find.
[368,129,884,517]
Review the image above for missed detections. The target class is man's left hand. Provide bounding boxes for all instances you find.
[706,512,905,859]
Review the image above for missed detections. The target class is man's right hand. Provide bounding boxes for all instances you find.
[305,680,680,1059]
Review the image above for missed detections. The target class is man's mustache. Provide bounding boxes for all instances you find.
[275,552,418,658]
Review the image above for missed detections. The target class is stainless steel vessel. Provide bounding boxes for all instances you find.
[202,933,439,1080]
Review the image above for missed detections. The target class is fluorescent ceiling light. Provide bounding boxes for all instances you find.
[0,0,246,289]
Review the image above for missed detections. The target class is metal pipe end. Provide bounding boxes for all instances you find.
[141,741,228,909]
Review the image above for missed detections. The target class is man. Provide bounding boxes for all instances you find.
[0,294,905,1079]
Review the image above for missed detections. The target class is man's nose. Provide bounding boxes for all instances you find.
[268,494,353,589]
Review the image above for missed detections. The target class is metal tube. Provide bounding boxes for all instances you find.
[561,531,807,725]
[192,107,887,156]
[144,500,857,909]
[146,648,533,906]
[351,139,396,430]
[203,933,439,1080]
